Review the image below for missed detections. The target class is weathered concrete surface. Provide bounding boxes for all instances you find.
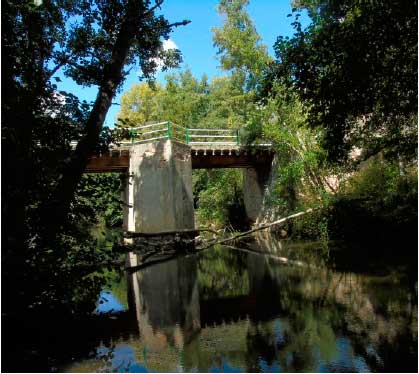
[252,155,285,226]
[125,139,194,234]
[242,164,272,224]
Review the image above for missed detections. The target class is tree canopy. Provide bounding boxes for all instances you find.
[265,0,418,162]
[212,0,271,90]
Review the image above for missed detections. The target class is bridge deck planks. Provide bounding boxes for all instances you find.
[191,149,274,169]
[85,150,130,173]
[85,146,274,172]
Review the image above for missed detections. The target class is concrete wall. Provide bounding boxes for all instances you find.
[124,139,194,234]
[242,165,272,224]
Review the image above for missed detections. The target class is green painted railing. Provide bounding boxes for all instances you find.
[119,121,241,146]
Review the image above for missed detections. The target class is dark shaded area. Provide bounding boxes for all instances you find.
[2,3,187,371]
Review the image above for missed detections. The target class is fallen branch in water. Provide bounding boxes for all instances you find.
[197,207,319,250]
[106,207,321,272]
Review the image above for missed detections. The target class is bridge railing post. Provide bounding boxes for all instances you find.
[167,121,172,140]
[185,128,190,144]
[236,129,240,145]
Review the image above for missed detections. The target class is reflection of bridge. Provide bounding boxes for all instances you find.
[89,251,283,362]
[85,122,275,234]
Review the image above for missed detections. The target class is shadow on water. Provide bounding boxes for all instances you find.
[3,236,417,372]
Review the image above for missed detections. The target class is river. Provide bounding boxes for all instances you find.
[60,236,417,372]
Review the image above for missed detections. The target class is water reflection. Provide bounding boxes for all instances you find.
[63,238,417,373]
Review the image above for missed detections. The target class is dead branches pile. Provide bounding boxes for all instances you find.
[119,207,318,271]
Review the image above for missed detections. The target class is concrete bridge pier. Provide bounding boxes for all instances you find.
[243,165,272,225]
[123,140,195,266]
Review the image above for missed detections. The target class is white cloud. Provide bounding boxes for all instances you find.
[162,38,177,51]
[152,38,178,71]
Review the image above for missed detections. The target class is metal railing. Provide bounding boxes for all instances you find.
[118,121,241,146]
[187,128,239,146]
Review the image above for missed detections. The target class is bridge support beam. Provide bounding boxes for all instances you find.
[243,165,272,224]
[123,140,195,236]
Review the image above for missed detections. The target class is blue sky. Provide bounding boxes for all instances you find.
[56,1,310,127]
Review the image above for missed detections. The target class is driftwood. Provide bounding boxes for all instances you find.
[76,208,320,273]
[198,207,318,250]
[123,206,317,251]
[121,207,319,272]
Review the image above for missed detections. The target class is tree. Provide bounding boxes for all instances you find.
[118,82,165,125]
[266,0,417,163]
[118,69,210,128]
[2,0,188,338]
[212,0,271,91]
[211,0,331,217]
[3,0,188,243]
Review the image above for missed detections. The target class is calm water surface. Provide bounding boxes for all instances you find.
[62,237,417,372]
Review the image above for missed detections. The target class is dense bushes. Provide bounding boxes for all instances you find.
[193,169,248,230]
[291,156,417,250]
[329,158,417,245]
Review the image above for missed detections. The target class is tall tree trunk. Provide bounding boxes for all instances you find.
[43,0,142,236]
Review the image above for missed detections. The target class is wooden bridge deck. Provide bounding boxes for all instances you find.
[85,144,274,173]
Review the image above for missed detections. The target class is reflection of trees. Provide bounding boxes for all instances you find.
[63,244,417,372]
[241,258,341,372]
[106,271,128,309]
[198,245,250,299]
[251,258,418,372]
[182,320,250,372]
[197,246,417,372]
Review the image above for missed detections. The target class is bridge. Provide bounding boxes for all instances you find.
[85,121,275,237]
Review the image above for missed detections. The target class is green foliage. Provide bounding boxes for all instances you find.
[194,169,247,229]
[118,83,165,126]
[117,69,254,130]
[294,156,418,244]
[212,0,272,90]
[250,83,332,218]
[105,272,129,309]
[339,156,418,221]
[267,0,417,162]
[77,173,124,228]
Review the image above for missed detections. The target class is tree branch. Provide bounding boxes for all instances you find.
[197,207,319,250]
[143,0,164,17]
[121,207,320,273]
[45,53,74,83]
[165,20,190,29]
